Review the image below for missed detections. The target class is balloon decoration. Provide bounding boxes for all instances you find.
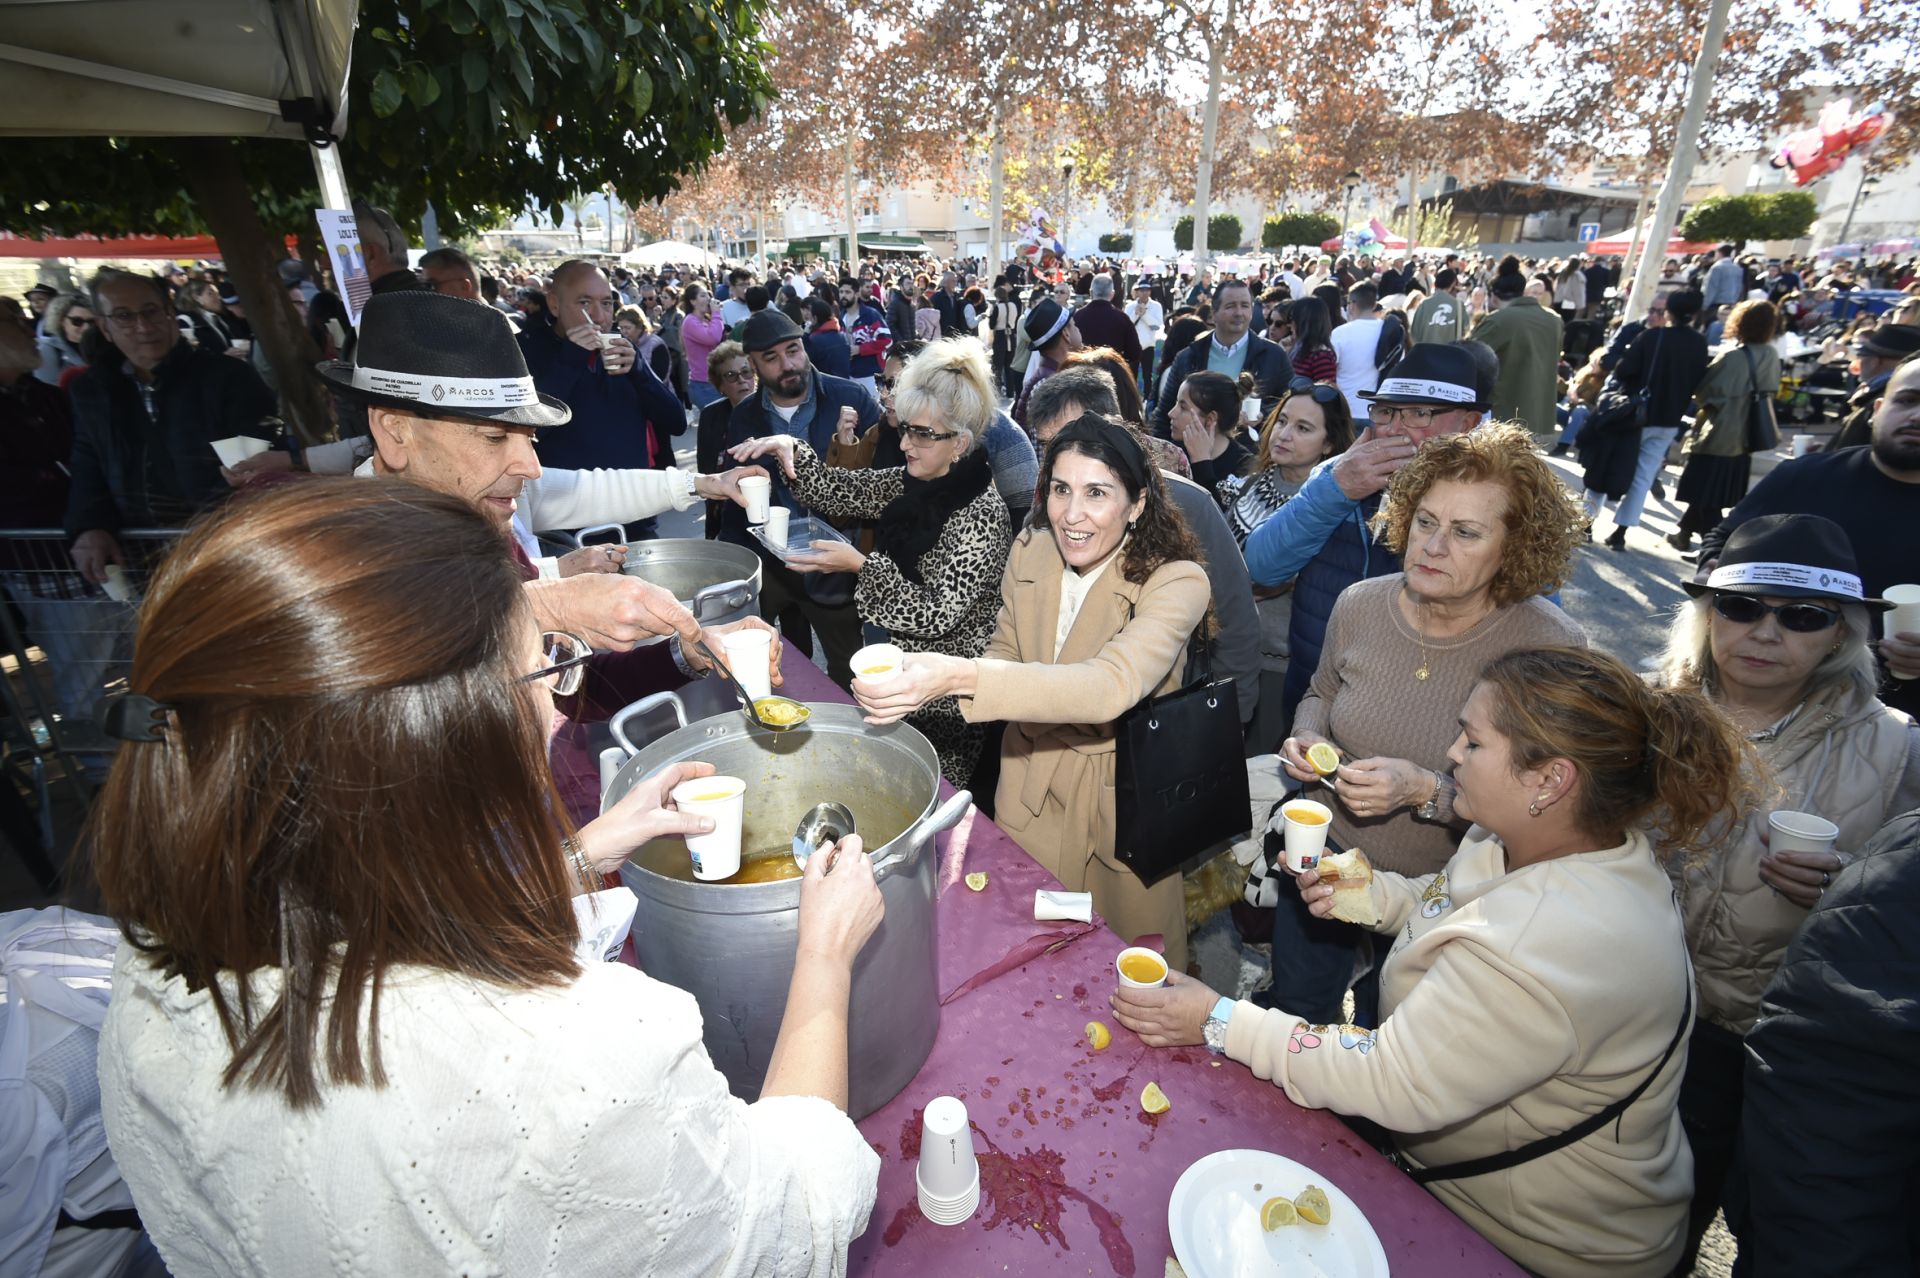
[1770,98,1891,187]
[1014,207,1065,268]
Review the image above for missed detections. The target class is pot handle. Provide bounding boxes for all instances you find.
[573,522,627,549]
[609,690,689,758]
[876,788,973,873]
[690,576,755,623]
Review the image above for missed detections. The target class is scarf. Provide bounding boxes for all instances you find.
[874,448,993,585]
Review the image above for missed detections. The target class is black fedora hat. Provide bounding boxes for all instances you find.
[317,291,569,428]
[1683,514,1890,610]
[1361,343,1489,411]
[1858,323,1920,361]
[1023,296,1072,347]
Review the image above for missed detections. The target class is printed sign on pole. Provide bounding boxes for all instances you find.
[1578,223,1600,244]
[316,209,371,327]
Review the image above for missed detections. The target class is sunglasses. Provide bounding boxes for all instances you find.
[898,423,959,444]
[516,631,593,696]
[1709,593,1841,633]
[1286,376,1342,406]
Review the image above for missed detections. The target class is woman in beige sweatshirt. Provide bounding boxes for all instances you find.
[1114,647,1758,1278]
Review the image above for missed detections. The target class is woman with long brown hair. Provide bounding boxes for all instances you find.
[852,415,1211,967]
[1116,646,1760,1278]
[1669,298,1782,551]
[93,478,886,1275]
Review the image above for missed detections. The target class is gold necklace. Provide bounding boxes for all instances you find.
[1412,595,1433,681]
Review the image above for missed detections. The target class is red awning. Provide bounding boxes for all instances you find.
[0,231,224,259]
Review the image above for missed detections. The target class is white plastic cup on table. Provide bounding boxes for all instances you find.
[915,1096,980,1224]
[850,642,904,684]
[209,435,272,468]
[762,505,790,548]
[720,628,774,702]
[1884,584,1920,680]
[1280,798,1334,872]
[1790,433,1814,458]
[1114,945,1168,989]
[670,775,746,880]
[738,474,772,524]
[1767,809,1839,855]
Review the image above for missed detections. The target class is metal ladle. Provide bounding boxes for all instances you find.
[689,636,812,732]
[792,801,856,873]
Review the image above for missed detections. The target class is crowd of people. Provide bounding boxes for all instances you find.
[3,205,1919,1278]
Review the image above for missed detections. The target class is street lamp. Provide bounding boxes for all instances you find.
[1061,159,1075,261]
[1341,170,1362,252]
[1836,170,1880,251]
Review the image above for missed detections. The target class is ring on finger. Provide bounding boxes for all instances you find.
[1821,870,1831,888]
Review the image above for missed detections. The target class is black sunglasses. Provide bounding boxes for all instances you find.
[1709,593,1841,633]
[1287,376,1343,406]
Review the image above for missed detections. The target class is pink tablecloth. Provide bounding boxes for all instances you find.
[760,651,1522,1278]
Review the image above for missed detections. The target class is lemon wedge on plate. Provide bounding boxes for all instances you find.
[1084,1021,1112,1050]
[1260,1196,1298,1230]
[1140,1081,1171,1114]
[1306,741,1342,776]
[1295,1184,1332,1225]
[964,871,989,892]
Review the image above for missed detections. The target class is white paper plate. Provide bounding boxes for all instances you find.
[1167,1148,1389,1278]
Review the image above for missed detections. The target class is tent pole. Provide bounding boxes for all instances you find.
[311,141,351,210]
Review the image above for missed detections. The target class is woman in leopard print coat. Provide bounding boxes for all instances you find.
[730,338,1012,785]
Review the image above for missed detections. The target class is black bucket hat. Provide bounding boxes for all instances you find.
[317,290,570,428]
[1683,513,1890,610]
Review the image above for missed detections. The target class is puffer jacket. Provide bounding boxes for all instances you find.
[1664,673,1920,1035]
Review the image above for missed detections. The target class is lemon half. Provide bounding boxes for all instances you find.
[964,871,989,892]
[1084,1021,1112,1050]
[1294,1184,1332,1225]
[1306,742,1342,776]
[1140,1081,1171,1114]
[1260,1196,1298,1230]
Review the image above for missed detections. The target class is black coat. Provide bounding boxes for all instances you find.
[1740,809,1920,1276]
[1576,415,1640,499]
[64,342,277,535]
[1615,325,1709,427]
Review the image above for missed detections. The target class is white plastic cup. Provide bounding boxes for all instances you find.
[671,775,746,880]
[720,628,774,702]
[1790,433,1814,458]
[227,338,252,357]
[738,474,772,524]
[1767,810,1839,855]
[1885,584,1920,681]
[916,1096,979,1200]
[762,505,790,548]
[1281,798,1334,872]
[100,564,134,603]
[1114,946,1168,989]
[850,642,904,684]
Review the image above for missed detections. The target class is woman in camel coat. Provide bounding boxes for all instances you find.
[853,415,1211,967]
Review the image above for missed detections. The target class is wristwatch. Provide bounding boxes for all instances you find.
[1415,771,1449,821]
[1202,995,1235,1056]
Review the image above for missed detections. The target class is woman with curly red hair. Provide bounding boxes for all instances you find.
[1269,423,1590,1025]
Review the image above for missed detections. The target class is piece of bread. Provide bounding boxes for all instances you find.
[1316,849,1379,927]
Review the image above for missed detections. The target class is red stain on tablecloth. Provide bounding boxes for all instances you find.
[1091,1075,1129,1102]
[881,1199,923,1246]
[971,1123,1136,1277]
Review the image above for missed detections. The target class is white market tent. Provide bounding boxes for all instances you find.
[0,0,354,146]
[621,239,726,270]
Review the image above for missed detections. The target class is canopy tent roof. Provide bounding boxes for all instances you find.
[0,0,354,141]
[0,231,222,258]
[620,240,725,269]
[860,234,927,252]
[1588,218,1715,257]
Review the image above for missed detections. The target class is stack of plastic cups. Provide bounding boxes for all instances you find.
[915,1096,979,1225]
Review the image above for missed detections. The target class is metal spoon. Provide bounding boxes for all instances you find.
[792,801,857,872]
[690,636,811,732]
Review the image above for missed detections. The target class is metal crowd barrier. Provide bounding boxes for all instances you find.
[0,529,180,882]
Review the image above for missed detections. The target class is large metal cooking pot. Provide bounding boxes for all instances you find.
[605,691,969,1119]
[574,525,760,642]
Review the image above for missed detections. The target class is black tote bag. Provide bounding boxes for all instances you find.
[1113,636,1252,887]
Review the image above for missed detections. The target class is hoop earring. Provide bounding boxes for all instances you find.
[1528,798,1542,817]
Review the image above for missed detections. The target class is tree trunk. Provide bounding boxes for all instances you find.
[1191,0,1236,271]
[1625,0,1734,322]
[988,104,1006,273]
[843,133,860,270]
[173,138,332,446]
[1405,170,1419,257]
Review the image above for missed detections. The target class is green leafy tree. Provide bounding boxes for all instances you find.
[1681,191,1818,247]
[1099,232,1135,252]
[1174,213,1244,251]
[1262,211,1339,250]
[0,0,774,441]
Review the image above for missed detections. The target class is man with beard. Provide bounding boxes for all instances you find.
[835,277,891,395]
[1698,353,1920,712]
[327,290,779,820]
[719,309,884,686]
